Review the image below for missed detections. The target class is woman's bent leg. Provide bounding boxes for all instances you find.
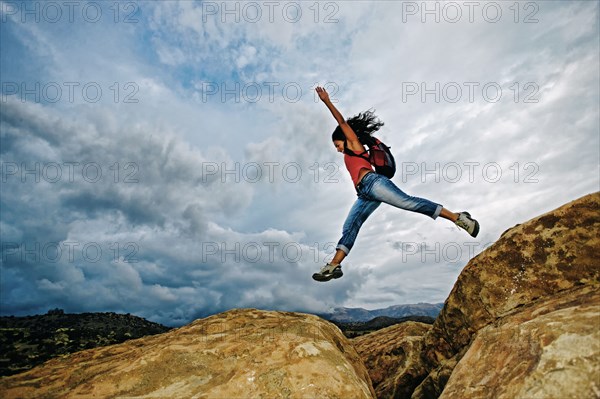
[336,197,381,256]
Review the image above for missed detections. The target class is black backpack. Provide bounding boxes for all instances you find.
[347,135,396,179]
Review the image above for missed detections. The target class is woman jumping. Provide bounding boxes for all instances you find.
[312,86,480,282]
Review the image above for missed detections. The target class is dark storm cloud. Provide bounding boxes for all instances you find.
[0,97,360,325]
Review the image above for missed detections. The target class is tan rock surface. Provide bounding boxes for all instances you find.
[352,322,431,398]
[416,192,600,397]
[410,353,461,399]
[439,285,600,399]
[0,308,375,399]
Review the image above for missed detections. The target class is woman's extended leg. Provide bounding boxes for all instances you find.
[329,209,459,268]
[368,174,443,218]
[367,174,479,236]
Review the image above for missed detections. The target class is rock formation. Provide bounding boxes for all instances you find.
[0,309,375,398]
[439,285,599,399]
[346,192,599,399]
[414,192,599,398]
[352,321,431,398]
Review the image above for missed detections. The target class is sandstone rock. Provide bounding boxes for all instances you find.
[439,285,600,399]
[352,322,431,398]
[0,308,375,398]
[410,353,461,399]
[416,192,600,397]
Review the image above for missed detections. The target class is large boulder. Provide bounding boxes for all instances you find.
[415,192,600,397]
[0,308,376,398]
[440,285,600,399]
[352,321,431,398]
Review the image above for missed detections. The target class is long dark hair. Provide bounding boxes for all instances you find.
[331,109,384,143]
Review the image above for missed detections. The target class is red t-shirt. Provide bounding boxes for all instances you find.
[344,148,373,186]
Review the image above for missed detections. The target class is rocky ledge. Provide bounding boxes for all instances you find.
[350,192,599,399]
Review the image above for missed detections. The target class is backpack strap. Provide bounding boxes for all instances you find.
[343,141,370,162]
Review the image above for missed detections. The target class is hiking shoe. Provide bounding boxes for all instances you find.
[312,263,343,282]
[456,211,480,238]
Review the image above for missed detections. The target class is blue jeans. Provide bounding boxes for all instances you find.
[336,172,443,255]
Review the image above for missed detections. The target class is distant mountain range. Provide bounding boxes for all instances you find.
[317,303,444,323]
[330,315,437,339]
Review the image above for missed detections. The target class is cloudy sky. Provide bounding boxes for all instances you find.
[1,1,598,326]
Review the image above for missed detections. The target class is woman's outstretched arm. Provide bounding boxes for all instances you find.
[316,86,361,147]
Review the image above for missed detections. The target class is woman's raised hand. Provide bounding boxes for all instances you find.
[315,86,330,103]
